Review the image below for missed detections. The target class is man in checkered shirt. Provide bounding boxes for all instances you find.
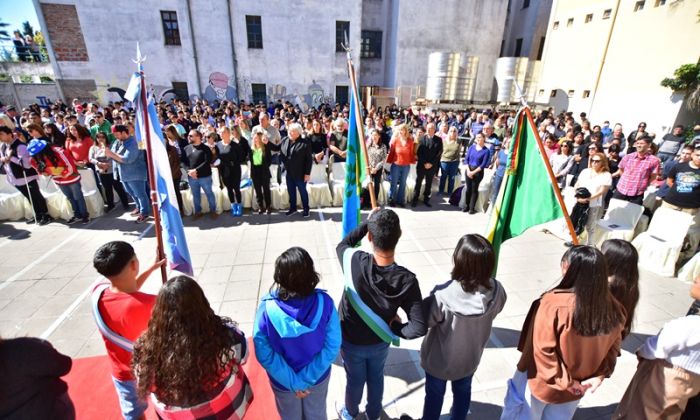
[612,135,660,205]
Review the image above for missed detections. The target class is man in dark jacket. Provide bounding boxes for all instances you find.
[336,208,426,420]
[413,123,443,207]
[182,130,217,220]
[266,123,312,217]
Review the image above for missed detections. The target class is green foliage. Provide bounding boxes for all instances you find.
[19,75,32,84]
[0,19,10,40]
[39,76,53,83]
[0,73,9,82]
[660,63,700,92]
[22,21,34,37]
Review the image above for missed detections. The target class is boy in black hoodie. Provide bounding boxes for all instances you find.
[336,208,427,420]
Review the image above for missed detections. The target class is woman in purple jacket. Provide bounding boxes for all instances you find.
[463,133,491,214]
[254,247,341,420]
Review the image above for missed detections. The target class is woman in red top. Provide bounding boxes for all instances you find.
[386,124,416,207]
[65,124,94,167]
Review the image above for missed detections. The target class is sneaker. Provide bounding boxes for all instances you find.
[564,241,573,247]
[26,218,36,225]
[410,200,418,208]
[285,209,297,216]
[66,216,79,224]
[388,200,395,207]
[423,200,432,207]
[302,210,310,218]
[210,212,218,220]
[81,217,90,224]
[397,203,406,208]
[192,213,204,221]
[130,208,140,216]
[462,207,470,213]
[135,214,149,224]
[335,402,358,420]
[258,208,265,215]
[38,216,53,226]
[105,205,115,213]
[468,209,477,215]
[266,207,272,215]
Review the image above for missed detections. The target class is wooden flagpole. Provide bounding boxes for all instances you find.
[135,48,168,283]
[343,36,377,210]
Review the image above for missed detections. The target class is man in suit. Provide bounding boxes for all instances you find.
[265,122,312,217]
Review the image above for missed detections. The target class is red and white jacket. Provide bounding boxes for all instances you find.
[31,145,81,186]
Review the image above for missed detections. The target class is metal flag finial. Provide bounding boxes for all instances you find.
[132,42,147,65]
[341,30,351,60]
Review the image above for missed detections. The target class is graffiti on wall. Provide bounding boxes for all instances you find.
[203,71,237,103]
[266,80,334,112]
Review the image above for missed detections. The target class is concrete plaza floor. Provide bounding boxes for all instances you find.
[0,198,694,419]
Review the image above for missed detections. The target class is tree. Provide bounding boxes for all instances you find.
[661,63,700,110]
[0,19,10,40]
[22,21,34,37]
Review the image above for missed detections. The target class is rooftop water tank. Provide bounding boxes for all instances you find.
[425,52,479,103]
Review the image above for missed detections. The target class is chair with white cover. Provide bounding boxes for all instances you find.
[78,169,104,218]
[632,207,694,277]
[0,174,32,220]
[539,187,578,241]
[239,164,255,209]
[307,163,332,207]
[475,168,494,213]
[38,175,73,220]
[678,251,700,283]
[405,164,417,201]
[269,164,289,210]
[591,199,644,247]
[330,162,346,207]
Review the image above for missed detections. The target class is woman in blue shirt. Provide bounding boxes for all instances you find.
[463,133,490,214]
[490,136,510,207]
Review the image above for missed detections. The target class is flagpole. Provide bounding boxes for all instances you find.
[343,37,377,209]
[524,107,579,245]
[136,50,168,283]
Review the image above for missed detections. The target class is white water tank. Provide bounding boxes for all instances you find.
[425,52,479,103]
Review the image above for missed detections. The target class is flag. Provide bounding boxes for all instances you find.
[485,107,571,271]
[341,84,367,238]
[125,56,193,276]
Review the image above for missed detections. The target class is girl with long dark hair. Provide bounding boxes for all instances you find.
[43,123,66,148]
[249,129,273,214]
[89,132,130,212]
[601,239,639,338]
[132,276,252,419]
[525,246,625,419]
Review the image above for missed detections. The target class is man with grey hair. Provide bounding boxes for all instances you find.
[265,123,313,217]
[413,122,443,207]
[254,111,282,182]
[329,118,349,163]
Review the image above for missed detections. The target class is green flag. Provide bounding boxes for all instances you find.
[485,107,572,271]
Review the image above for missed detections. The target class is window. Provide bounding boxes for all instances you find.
[655,0,666,6]
[172,82,189,100]
[160,11,181,46]
[603,9,612,19]
[538,89,544,96]
[246,15,263,49]
[251,83,267,104]
[585,13,593,23]
[567,18,574,27]
[361,30,382,59]
[336,85,349,105]
[567,90,575,98]
[582,90,591,98]
[336,21,350,52]
[550,90,557,97]
[522,0,530,8]
[499,39,505,57]
[514,38,523,57]
[553,21,560,29]
[536,36,545,60]
[634,1,645,12]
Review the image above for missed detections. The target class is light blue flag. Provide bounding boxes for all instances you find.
[341,86,366,238]
[126,69,193,276]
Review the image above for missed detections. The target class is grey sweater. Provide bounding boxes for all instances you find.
[420,278,507,380]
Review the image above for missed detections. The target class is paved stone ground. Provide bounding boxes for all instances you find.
[0,198,694,419]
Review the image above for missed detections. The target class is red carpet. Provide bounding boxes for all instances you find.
[65,339,280,419]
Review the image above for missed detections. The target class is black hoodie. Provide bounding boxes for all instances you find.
[336,222,427,345]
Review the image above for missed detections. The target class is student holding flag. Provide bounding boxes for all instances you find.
[335,208,427,420]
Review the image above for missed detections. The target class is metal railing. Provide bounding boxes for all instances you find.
[0,40,49,63]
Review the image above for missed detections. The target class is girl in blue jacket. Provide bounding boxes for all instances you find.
[254,247,341,420]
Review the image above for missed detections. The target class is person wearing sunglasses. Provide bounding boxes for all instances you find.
[574,152,612,245]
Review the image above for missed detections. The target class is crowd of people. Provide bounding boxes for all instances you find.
[3,97,700,233]
[2,208,699,420]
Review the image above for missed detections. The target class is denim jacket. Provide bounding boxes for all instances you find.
[113,136,147,182]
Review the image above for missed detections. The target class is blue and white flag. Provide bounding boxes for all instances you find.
[125,55,193,276]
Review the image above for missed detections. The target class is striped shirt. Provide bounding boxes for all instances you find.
[638,315,700,375]
[616,152,660,196]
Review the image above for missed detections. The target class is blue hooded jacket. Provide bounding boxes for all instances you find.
[253,290,341,392]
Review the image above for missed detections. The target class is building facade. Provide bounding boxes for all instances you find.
[534,0,700,134]
[34,0,508,107]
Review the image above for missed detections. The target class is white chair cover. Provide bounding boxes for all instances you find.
[240,164,254,209]
[405,164,417,200]
[180,168,224,215]
[307,163,332,208]
[592,199,644,247]
[475,168,494,213]
[78,169,104,218]
[269,164,289,210]
[0,174,32,220]
[38,176,73,220]
[678,251,700,283]
[330,163,346,207]
[539,187,578,241]
[632,207,694,277]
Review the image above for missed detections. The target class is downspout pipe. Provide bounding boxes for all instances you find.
[226,0,240,102]
[185,0,202,97]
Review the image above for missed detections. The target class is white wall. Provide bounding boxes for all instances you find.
[502,0,552,60]
[392,0,508,102]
